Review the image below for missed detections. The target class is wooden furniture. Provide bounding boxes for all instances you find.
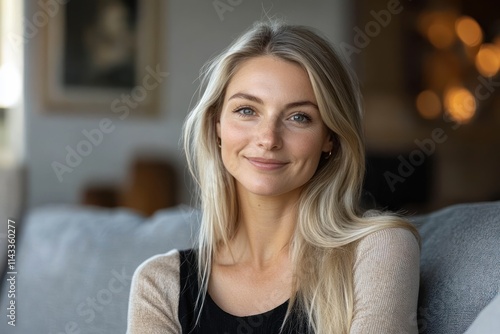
[81,156,177,216]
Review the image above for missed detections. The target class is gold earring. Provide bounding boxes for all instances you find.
[325,150,332,159]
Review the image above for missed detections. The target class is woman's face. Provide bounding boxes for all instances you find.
[216,55,333,199]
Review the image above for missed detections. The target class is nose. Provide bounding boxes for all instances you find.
[256,118,282,150]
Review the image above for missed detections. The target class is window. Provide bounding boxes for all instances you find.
[0,0,23,162]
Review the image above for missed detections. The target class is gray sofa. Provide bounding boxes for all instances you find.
[0,201,499,333]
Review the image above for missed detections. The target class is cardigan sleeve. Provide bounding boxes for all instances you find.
[350,228,420,334]
[127,249,181,334]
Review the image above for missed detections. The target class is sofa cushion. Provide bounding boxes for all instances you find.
[411,201,500,334]
[464,292,500,333]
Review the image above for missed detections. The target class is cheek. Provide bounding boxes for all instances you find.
[219,119,250,172]
[220,119,249,148]
[291,131,326,160]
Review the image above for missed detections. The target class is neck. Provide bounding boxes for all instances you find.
[228,186,301,269]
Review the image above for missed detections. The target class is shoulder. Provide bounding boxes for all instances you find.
[133,249,181,285]
[355,227,420,265]
[130,249,183,305]
[127,249,184,333]
[353,227,420,303]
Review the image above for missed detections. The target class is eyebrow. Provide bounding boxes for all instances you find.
[227,92,319,110]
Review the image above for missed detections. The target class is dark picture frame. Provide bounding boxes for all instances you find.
[41,0,162,116]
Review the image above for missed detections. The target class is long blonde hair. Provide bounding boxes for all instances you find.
[183,20,419,333]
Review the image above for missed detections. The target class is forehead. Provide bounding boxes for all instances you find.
[224,55,317,103]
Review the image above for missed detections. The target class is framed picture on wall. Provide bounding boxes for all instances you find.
[41,0,163,116]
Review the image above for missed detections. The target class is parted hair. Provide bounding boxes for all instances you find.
[182,20,419,333]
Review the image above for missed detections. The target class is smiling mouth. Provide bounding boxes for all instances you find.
[246,157,288,170]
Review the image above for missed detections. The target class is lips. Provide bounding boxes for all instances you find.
[246,157,288,170]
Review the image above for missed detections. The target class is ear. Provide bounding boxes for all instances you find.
[216,120,221,138]
[322,131,335,154]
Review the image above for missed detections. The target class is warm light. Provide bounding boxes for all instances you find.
[416,90,442,119]
[418,11,457,49]
[444,87,476,124]
[475,44,500,77]
[455,16,483,47]
[427,21,456,49]
[0,63,22,108]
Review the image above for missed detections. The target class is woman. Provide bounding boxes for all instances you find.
[127,21,420,334]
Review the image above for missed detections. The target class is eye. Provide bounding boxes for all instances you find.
[234,107,256,117]
[290,113,312,123]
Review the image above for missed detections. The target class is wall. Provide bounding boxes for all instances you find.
[24,0,352,209]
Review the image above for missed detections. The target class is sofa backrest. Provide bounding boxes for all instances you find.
[411,201,500,334]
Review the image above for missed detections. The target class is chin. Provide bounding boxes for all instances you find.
[239,181,301,198]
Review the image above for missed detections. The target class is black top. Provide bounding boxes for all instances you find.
[177,249,309,334]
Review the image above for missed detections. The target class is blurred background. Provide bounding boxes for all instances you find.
[1,0,500,227]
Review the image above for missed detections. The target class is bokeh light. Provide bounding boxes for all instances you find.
[475,44,500,77]
[427,21,455,49]
[444,87,476,124]
[416,90,442,119]
[418,11,457,49]
[455,16,483,47]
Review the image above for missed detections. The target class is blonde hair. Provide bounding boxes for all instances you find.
[183,20,419,333]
